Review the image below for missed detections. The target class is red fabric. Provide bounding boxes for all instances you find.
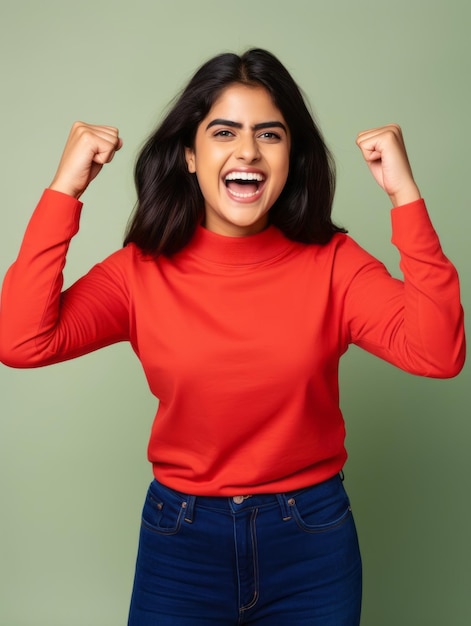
[0,190,465,495]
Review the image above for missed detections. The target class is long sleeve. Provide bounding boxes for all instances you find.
[0,189,131,368]
[343,199,465,378]
[0,191,465,494]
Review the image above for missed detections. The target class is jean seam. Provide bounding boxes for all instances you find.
[239,508,260,615]
[141,496,186,535]
[291,503,353,534]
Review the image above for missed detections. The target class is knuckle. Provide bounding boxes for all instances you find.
[72,121,88,134]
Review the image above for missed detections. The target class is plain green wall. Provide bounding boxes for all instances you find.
[1,1,469,624]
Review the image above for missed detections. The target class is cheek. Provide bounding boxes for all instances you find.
[273,148,290,178]
[194,170,221,203]
[275,160,290,192]
[195,147,224,176]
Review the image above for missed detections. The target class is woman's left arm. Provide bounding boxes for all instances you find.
[345,125,465,377]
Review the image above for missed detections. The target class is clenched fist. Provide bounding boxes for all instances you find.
[356,124,421,207]
[49,122,123,199]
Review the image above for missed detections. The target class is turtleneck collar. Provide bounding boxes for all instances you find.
[184,224,294,265]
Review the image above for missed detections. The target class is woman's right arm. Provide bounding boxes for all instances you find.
[0,123,129,368]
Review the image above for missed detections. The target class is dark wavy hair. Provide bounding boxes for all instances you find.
[124,48,345,256]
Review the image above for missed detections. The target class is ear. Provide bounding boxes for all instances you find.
[185,146,196,173]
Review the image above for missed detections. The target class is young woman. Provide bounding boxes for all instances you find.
[0,49,465,625]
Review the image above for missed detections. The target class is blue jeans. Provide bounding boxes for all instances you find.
[128,474,362,625]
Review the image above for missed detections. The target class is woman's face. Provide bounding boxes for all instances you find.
[185,83,291,237]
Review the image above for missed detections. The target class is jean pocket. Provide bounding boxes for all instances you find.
[141,491,185,535]
[287,479,353,534]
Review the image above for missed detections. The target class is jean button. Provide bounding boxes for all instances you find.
[232,496,245,504]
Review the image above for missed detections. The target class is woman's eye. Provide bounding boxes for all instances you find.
[259,131,281,141]
[214,129,234,138]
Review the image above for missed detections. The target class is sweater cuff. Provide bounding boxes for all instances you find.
[25,189,84,242]
[390,198,441,253]
[42,187,83,209]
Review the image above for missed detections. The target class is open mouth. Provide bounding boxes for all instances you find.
[224,171,265,199]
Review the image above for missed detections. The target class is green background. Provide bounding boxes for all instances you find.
[1,1,469,624]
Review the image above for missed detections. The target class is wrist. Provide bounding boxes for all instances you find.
[48,179,82,200]
[388,183,421,208]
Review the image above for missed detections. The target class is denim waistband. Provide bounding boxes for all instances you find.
[149,473,344,522]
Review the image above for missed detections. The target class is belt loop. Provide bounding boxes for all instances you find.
[276,494,292,521]
[339,470,345,482]
[183,494,196,523]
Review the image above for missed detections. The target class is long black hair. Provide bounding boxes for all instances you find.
[124,48,345,256]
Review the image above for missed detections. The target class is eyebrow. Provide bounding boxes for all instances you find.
[205,118,288,133]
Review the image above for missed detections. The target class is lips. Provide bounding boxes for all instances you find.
[224,170,266,200]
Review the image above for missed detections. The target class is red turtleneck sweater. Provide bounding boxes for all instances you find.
[0,190,465,495]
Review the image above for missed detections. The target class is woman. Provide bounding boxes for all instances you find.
[0,49,465,625]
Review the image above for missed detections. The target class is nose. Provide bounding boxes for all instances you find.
[235,134,261,163]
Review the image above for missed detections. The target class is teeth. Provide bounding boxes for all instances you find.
[225,171,264,182]
[228,189,259,198]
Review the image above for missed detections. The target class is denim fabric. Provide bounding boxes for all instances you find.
[128,474,362,625]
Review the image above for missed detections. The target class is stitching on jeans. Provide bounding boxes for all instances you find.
[239,508,260,613]
[291,502,353,534]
